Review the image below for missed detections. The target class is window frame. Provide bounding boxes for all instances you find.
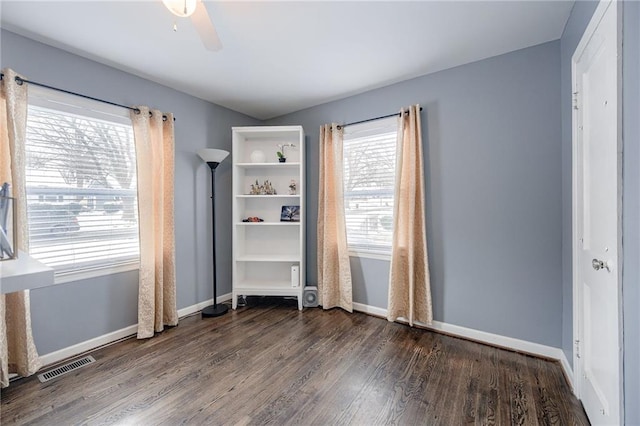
[25,86,140,284]
[342,116,398,260]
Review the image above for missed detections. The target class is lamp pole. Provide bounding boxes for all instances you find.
[197,148,230,318]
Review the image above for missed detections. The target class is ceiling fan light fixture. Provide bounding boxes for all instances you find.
[162,0,197,18]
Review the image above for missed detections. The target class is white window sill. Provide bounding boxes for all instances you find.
[54,262,139,285]
[348,251,391,261]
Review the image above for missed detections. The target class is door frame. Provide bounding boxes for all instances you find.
[571,0,624,421]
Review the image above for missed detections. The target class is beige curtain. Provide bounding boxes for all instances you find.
[387,104,432,326]
[317,124,352,312]
[0,68,42,387]
[131,107,178,339]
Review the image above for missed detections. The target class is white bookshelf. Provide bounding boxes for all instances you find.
[231,126,305,310]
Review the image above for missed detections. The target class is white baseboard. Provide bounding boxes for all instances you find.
[558,350,574,392]
[38,293,232,368]
[352,301,575,392]
[353,302,387,317]
[39,324,138,367]
[177,293,232,318]
[37,296,575,394]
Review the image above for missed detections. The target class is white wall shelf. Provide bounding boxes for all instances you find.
[236,254,301,262]
[235,222,300,226]
[234,281,301,295]
[236,162,301,168]
[0,251,55,294]
[236,195,301,199]
[232,125,305,310]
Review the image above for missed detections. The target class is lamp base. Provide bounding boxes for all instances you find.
[201,304,229,318]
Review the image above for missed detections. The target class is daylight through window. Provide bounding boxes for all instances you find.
[343,116,398,256]
[25,87,140,279]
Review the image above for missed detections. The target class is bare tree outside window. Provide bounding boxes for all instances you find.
[24,102,139,273]
[343,119,398,255]
[344,133,396,205]
[26,108,137,219]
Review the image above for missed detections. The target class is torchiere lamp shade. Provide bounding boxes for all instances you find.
[198,148,229,165]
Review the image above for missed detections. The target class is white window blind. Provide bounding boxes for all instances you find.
[343,116,398,256]
[25,87,140,278]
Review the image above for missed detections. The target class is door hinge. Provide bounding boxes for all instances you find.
[573,91,580,110]
[575,339,581,359]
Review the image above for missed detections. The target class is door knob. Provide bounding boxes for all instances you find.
[592,258,609,271]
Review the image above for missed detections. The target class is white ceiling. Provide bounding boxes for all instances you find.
[0,0,574,120]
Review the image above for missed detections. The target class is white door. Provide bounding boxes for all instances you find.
[572,1,622,425]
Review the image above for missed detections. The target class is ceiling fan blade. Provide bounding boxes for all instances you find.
[191,1,223,51]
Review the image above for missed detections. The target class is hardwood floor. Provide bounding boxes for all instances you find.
[1,300,589,425]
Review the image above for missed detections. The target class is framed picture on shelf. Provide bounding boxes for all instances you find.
[280,205,300,222]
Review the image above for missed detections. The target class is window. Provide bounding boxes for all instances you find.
[25,87,139,281]
[343,116,398,258]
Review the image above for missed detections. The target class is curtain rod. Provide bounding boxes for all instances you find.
[337,107,423,130]
[0,72,174,122]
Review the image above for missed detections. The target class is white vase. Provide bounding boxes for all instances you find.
[250,150,266,163]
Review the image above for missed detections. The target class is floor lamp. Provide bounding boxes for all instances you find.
[197,148,230,317]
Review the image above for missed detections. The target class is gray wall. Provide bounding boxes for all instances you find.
[1,30,260,354]
[268,41,564,348]
[560,1,639,423]
[622,1,639,423]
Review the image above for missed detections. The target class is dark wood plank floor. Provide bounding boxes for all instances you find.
[1,300,589,425]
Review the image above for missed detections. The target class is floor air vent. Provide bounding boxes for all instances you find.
[37,355,96,383]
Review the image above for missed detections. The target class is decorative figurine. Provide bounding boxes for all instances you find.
[249,180,260,195]
[289,180,297,195]
[249,179,277,195]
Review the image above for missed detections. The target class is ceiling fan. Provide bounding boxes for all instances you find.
[162,0,223,51]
